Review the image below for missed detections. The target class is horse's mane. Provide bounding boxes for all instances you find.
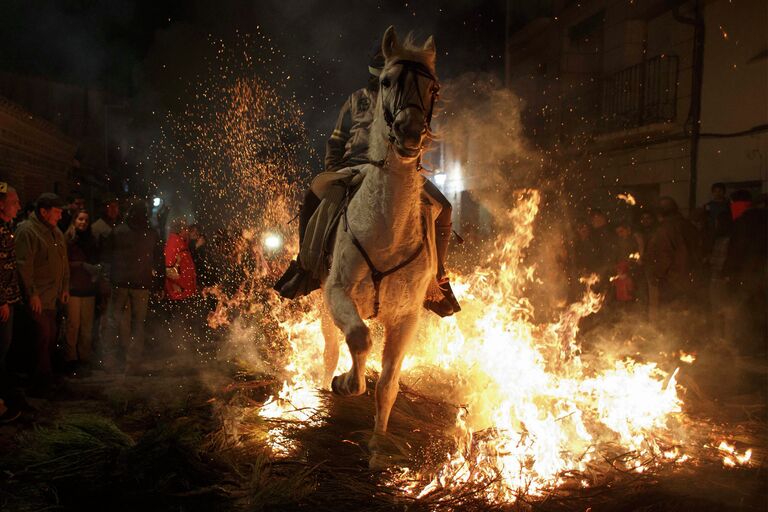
[385,32,436,75]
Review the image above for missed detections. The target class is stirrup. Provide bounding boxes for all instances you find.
[424,279,461,317]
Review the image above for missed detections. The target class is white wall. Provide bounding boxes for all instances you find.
[697,0,768,202]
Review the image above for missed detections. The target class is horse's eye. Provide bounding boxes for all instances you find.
[380,77,391,88]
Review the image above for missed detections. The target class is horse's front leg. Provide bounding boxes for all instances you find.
[324,275,371,397]
[320,301,340,389]
[369,311,419,469]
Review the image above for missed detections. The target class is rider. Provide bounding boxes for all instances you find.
[276,43,460,317]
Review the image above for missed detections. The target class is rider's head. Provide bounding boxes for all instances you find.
[367,40,385,91]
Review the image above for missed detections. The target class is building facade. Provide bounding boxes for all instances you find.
[0,95,77,205]
[505,0,767,211]
[0,72,134,205]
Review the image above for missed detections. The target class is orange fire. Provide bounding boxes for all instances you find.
[253,188,751,503]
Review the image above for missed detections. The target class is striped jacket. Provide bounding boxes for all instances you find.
[324,87,376,172]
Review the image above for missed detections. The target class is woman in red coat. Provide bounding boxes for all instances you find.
[163,218,199,351]
[164,218,196,300]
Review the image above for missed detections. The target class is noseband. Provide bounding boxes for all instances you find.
[381,60,440,148]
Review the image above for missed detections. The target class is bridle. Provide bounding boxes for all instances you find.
[380,59,440,154]
[340,60,438,319]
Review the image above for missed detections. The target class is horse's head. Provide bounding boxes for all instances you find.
[377,26,439,161]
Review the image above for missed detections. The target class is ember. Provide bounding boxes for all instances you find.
[255,189,731,504]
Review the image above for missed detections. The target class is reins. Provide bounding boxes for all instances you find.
[342,176,428,319]
[340,59,438,320]
[381,60,439,151]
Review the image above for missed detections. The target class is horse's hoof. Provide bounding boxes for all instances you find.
[368,432,385,453]
[369,451,391,471]
[331,375,344,395]
[331,373,365,396]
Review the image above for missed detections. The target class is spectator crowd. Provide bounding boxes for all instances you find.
[0,180,765,423]
[564,184,767,353]
[0,184,261,423]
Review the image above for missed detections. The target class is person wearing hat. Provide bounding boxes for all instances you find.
[275,42,460,316]
[14,192,70,387]
[91,196,122,358]
[323,42,386,173]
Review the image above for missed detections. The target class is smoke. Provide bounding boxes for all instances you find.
[437,72,541,218]
[434,72,574,314]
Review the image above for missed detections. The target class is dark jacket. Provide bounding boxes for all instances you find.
[107,218,162,290]
[0,220,21,306]
[67,229,99,297]
[645,213,701,301]
[722,207,767,288]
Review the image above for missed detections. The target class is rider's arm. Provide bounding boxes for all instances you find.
[324,97,353,171]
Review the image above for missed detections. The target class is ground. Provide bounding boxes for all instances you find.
[0,329,766,512]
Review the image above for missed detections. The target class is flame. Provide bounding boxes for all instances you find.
[679,351,696,364]
[717,441,752,467]
[256,189,698,502]
[151,36,753,503]
[617,193,637,205]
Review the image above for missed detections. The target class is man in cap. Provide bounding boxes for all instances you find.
[91,196,120,253]
[277,43,459,316]
[15,193,69,387]
[91,196,124,358]
[323,43,385,173]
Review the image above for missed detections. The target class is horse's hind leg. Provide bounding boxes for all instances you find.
[369,312,419,469]
[325,283,370,396]
[320,302,340,389]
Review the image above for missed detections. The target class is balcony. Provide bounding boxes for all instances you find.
[599,55,679,133]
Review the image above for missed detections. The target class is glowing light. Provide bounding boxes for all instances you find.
[448,161,464,194]
[263,232,283,250]
[153,197,162,207]
[679,351,696,364]
[617,193,636,205]
[434,173,447,187]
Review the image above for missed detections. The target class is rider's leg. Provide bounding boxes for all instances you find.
[299,189,321,245]
[274,189,322,298]
[423,179,452,281]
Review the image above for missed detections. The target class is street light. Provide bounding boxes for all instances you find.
[263,232,283,251]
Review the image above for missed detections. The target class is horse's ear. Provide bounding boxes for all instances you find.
[423,35,436,54]
[382,26,399,60]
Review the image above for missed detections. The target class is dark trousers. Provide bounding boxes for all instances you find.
[0,304,14,387]
[32,309,58,380]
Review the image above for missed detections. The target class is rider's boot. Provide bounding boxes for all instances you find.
[424,223,461,317]
[274,190,321,298]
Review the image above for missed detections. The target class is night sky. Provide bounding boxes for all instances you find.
[1,0,507,158]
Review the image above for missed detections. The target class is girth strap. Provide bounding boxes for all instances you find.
[342,189,427,319]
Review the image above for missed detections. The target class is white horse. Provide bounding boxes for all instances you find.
[321,26,440,468]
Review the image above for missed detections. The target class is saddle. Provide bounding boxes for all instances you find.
[275,167,460,317]
[300,168,367,283]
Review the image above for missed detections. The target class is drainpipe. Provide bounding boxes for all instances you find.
[673,0,705,212]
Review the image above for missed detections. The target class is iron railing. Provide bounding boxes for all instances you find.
[600,55,679,132]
